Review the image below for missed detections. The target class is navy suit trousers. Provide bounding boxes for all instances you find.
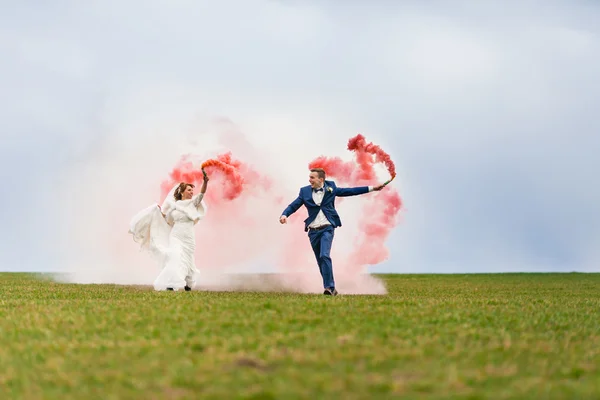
[308,225,335,289]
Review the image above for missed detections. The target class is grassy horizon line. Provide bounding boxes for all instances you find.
[0,271,598,275]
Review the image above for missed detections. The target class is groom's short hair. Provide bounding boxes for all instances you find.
[310,168,326,179]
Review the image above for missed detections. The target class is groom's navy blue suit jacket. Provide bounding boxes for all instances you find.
[282,180,370,232]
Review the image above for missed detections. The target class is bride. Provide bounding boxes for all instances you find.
[128,173,209,291]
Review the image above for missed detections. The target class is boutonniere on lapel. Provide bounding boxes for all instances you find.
[326,186,333,193]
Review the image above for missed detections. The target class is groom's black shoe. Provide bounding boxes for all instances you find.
[323,288,338,296]
[184,285,191,292]
[167,288,174,291]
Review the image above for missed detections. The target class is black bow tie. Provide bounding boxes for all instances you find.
[313,187,324,193]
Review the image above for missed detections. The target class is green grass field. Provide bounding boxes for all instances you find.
[1,273,599,399]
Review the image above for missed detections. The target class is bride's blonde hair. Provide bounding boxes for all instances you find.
[174,182,195,200]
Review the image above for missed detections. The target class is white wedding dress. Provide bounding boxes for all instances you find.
[128,185,208,291]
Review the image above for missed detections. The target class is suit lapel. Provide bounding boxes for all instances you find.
[304,186,317,206]
[321,183,332,203]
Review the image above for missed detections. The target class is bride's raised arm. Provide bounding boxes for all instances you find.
[193,172,209,209]
[192,193,204,207]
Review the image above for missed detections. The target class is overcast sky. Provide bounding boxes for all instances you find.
[1,0,599,274]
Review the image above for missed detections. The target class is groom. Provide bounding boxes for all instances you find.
[279,168,385,295]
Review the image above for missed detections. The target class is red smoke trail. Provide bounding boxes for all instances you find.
[309,134,402,275]
[160,152,246,201]
[347,134,397,180]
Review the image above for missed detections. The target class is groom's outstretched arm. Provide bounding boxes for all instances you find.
[336,183,386,197]
[336,186,372,197]
[280,190,304,224]
[282,191,304,217]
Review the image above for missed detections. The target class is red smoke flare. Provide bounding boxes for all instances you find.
[309,134,402,274]
[347,134,396,180]
[160,152,246,201]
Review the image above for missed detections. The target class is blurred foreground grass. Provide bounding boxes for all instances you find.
[0,272,599,399]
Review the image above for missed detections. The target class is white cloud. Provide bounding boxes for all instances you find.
[0,0,599,278]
